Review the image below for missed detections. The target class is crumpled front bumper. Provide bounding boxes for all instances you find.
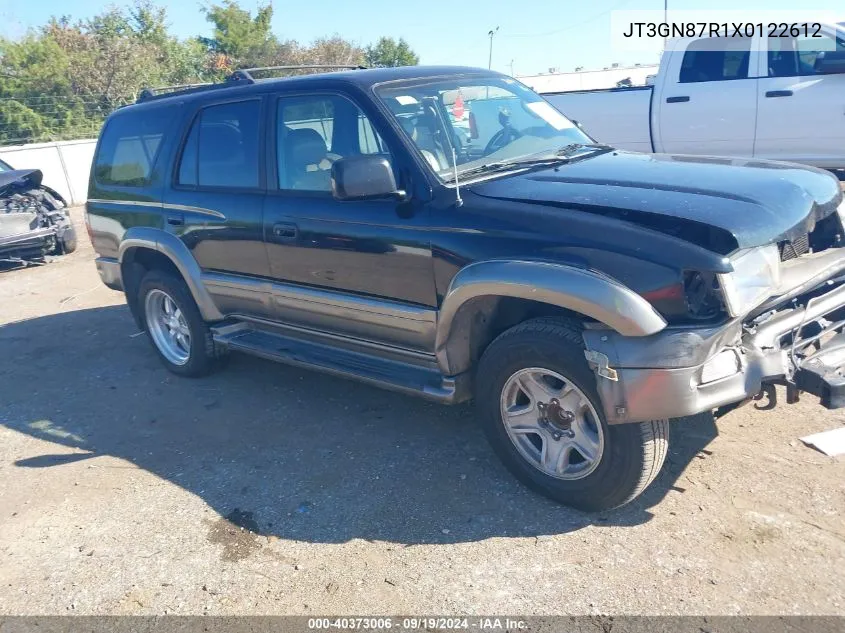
[0,209,77,260]
[0,227,60,259]
[584,248,845,424]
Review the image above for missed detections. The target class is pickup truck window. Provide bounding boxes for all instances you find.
[276,94,391,191]
[679,39,751,83]
[177,100,260,189]
[375,77,590,181]
[95,105,175,187]
[768,33,845,77]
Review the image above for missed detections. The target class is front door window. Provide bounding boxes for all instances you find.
[276,95,391,192]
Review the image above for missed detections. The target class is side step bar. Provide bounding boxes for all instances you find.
[212,323,467,404]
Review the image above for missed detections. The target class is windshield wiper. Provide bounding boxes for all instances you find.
[443,144,616,183]
[556,143,615,157]
[444,157,570,182]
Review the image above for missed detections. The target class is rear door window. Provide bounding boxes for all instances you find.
[94,105,175,186]
[177,100,261,189]
[679,38,752,83]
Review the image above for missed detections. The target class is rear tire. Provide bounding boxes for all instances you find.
[476,317,669,512]
[138,270,223,377]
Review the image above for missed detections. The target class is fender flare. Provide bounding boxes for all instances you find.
[118,227,223,322]
[435,260,667,375]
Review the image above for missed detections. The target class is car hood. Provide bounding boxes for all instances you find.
[0,169,43,195]
[468,151,843,254]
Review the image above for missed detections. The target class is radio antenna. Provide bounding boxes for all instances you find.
[425,97,463,207]
[451,147,462,207]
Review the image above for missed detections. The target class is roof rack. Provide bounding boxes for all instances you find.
[136,64,366,103]
[229,64,367,83]
[137,82,213,102]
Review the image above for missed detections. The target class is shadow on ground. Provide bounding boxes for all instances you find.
[1,306,718,544]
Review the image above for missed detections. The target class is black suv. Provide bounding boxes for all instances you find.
[87,65,845,511]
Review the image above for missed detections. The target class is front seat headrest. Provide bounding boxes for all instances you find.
[286,128,327,170]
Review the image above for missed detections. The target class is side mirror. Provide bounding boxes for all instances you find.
[814,50,845,75]
[331,155,403,201]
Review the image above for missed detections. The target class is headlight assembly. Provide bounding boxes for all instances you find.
[717,245,781,317]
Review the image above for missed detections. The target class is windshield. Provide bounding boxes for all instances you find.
[375,76,593,180]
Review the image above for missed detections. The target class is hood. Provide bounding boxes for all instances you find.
[468,151,843,254]
[0,169,43,195]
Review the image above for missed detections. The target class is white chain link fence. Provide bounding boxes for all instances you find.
[0,94,134,147]
[0,95,137,204]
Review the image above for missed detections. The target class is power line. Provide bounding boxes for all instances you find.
[0,94,132,146]
[499,0,635,39]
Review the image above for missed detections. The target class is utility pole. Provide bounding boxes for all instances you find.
[509,59,515,76]
[488,26,499,70]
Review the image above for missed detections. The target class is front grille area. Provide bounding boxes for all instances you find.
[779,233,810,261]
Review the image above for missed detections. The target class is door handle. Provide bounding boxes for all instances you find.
[272,222,298,240]
[166,213,184,226]
[765,90,793,98]
[666,96,690,103]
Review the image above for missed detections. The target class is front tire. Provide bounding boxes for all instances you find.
[138,270,222,377]
[476,317,669,512]
[54,222,77,255]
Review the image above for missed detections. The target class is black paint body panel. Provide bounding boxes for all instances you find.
[86,66,844,331]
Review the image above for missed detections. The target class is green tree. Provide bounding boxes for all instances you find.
[365,37,419,68]
[0,0,424,145]
[307,35,365,68]
[0,1,207,144]
[199,0,277,67]
[0,32,84,143]
[129,0,170,46]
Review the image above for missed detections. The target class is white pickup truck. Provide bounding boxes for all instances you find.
[544,24,845,169]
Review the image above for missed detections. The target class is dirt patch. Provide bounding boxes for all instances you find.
[0,208,843,615]
[206,509,262,562]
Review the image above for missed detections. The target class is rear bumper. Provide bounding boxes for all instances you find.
[95,257,123,291]
[584,263,845,424]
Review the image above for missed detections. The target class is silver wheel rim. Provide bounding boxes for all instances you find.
[144,289,191,366]
[500,367,604,480]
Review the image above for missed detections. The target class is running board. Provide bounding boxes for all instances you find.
[212,323,467,403]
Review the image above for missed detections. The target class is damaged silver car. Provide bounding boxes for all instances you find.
[0,158,77,263]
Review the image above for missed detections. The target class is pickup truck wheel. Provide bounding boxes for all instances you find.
[476,318,669,512]
[138,270,222,377]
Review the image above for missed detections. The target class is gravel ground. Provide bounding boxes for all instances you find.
[0,208,843,616]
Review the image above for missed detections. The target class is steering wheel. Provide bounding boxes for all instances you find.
[484,126,522,155]
[483,108,523,155]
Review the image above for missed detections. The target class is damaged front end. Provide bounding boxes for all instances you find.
[0,169,77,263]
[583,203,845,423]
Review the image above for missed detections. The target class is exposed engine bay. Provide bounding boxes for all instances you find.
[0,169,77,263]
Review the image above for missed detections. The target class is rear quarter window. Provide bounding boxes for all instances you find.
[94,105,176,187]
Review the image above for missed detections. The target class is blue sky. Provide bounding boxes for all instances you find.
[2,0,844,75]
